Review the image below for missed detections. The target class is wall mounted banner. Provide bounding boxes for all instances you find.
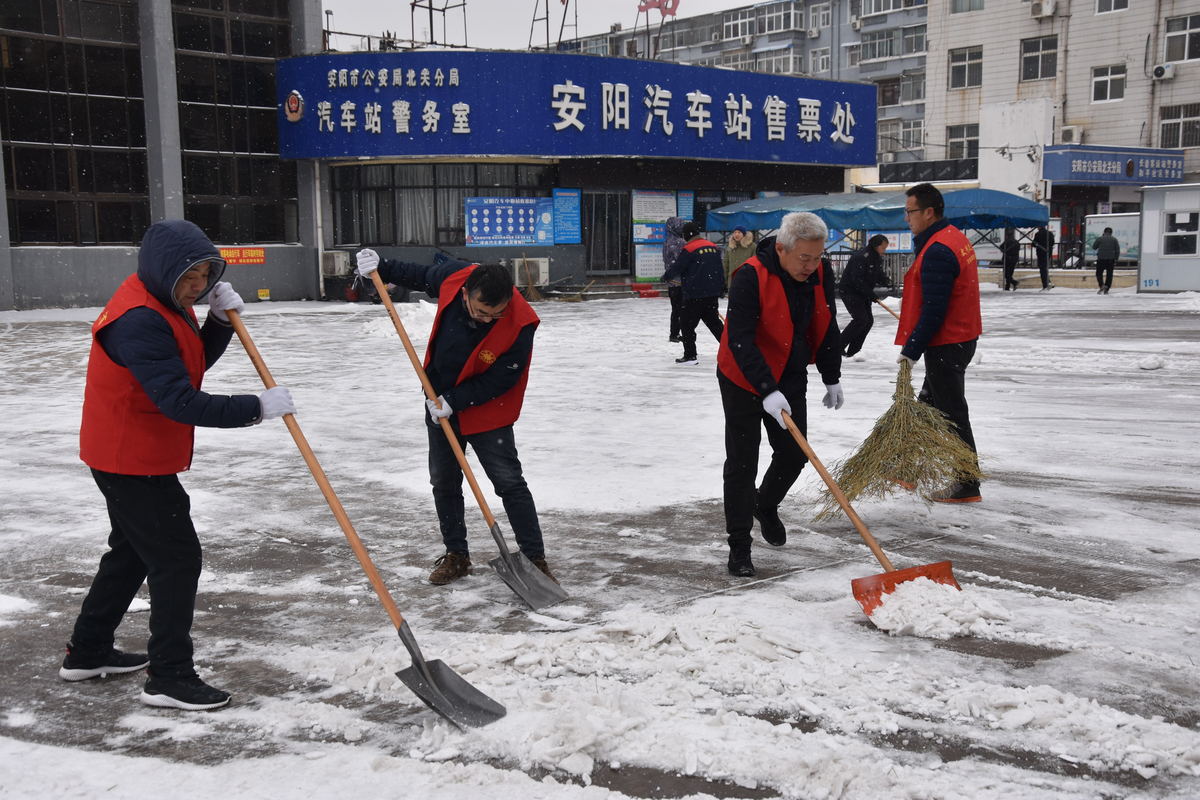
[465,197,554,247]
[552,189,582,244]
[276,51,876,166]
[1042,145,1185,186]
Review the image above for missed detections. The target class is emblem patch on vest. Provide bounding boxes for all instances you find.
[479,350,497,365]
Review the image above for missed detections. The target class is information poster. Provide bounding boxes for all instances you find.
[552,188,581,244]
[868,231,914,253]
[676,190,695,222]
[632,189,677,245]
[465,197,554,247]
[635,244,665,282]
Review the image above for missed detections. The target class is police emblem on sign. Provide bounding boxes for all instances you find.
[478,350,497,365]
[285,90,304,123]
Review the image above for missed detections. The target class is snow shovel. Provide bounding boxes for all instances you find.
[875,297,901,321]
[226,310,505,729]
[367,271,569,611]
[779,410,959,617]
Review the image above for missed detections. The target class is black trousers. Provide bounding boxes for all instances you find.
[70,469,203,679]
[680,297,724,358]
[840,292,874,357]
[918,340,980,487]
[1095,259,1115,289]
[668,285,682,338]
[721,378,807,552]
[1036,253,1051,288]
[1003,261,1018,290]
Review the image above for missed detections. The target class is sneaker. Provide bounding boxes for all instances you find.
[753,496,786,547]
[59,645,149,681]
[429,552,472,585]
[529,556,560,585]
[727,553,756,578]
[141,674,230,711]
[930,482,982,504]
[676,356,699,365]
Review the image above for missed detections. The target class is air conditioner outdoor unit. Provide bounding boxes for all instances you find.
[1030,0,1056,18]
[711,32,721,42]
[508,257,550,288]
[1152,63,1175,80]
[1060,125,1084,144]
[740,35,752,46]
[807,27,820,38]
[879,152,896,163]
[851,18,863,30]
[321,250,350,276]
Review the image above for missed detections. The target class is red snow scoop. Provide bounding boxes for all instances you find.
[227,310,505,729]
[780,410,960,617]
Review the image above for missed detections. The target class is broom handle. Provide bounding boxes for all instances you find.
[781,411,895,573]
[225,310,407,630]
[368,270,499,529]
[875,297,901,321]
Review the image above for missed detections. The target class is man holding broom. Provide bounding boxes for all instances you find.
[897,183,983,503]
[716,212,843,577]
[354,250,557,586]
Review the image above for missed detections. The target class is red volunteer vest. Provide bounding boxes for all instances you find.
[716,256,832,397]
[79,275,206,475]
[682,238,717,253]
[895,224,983,348]
[426,266,540,435]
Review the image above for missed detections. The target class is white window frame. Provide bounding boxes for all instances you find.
[810,3,832,29]
[1159,103,1200,148]
[1162,210,1199,257]
[723,8,756,39]
[758,2,800,34]
[810,47,831,73]
[847,44,861,67]
[1091,64,1125,102]
[1096,0,1128,13]
[1165,15,1200,63]
[951,0,985,13]
[878,119,901,154]
[1020,35,1058,82]
[947,123,979,159]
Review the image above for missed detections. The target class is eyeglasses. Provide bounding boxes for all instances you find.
[462,288,509,321]
[903,207,923,217]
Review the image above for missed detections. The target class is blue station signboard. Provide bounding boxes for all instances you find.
[276,51,876,167]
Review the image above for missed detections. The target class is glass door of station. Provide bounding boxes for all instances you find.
[582,191,632,275]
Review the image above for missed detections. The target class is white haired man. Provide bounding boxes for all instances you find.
[715,212,844,577]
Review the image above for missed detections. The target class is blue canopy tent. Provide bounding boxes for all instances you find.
[706,189,1049,233]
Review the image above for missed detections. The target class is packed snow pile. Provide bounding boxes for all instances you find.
[359,299,435,341]
[1139,354,1166,370]
[0,594,34,625]
[868,577,1012,639]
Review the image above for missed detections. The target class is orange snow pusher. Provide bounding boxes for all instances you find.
[780,410,960,617]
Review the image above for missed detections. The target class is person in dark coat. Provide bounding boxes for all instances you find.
[1093,227,1121,294]
[663,221,726,365]
[837,234,892,358]
[66,219,296,711]
[1033,225,1055,290]
[355,250,557,587]
[999,228,1020,291]
[662,217,686,342]
[715,212,843,577]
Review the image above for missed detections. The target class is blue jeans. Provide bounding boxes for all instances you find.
[428,423,545,559]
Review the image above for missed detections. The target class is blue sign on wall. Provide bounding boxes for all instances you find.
[553,189,582,244]
[1043,145,1185,186]
[276,51,876,166]
[465,197,554,247]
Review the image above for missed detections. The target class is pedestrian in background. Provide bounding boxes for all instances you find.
[1000,228,1020,291]
[1093,226,1121,295]
[723,225,756,287]
[662,217,686,343]
[663,221,726,365]
[1033,224,1055,291]
[837,233,891,358]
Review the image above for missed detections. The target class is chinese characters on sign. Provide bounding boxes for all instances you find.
[465,197,554,247]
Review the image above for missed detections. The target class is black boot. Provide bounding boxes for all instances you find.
[727,550,756,577]
[753,493,787,546]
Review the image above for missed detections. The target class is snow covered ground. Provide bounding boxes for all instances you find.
[1,285,1199,799]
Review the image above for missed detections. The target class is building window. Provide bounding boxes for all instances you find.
[878,120,900,154]
[951,0,985,13]
[810,48,831,73]
[947,123,979,159]
[878,75,923,105]
[1092,65,1125,102]
[878,79,902,107]
[1021,35,1058,81]
[1163,211,1199,256]
[851,0,905,17]
[722,51,754,70]
[758,50,798,74]
[758,2,799,33]
[861,29,898,61]
[810,4,831,29]
[903,25,926,54]
[1165,15,1200,62]
[1160,103,1200,149]
[901,120,924,156]
[1096,0,1128,12]
[949,46,983,88]
[723,9,756,39]
[847,44,861,67]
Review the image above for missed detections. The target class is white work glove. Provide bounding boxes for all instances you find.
[425,395,453,419]
[822,383,844,410]
[897,354,916,366]
[208,281,244,323]
[259,386,295,421]
[761,390,791,429]
[356,248,380,276]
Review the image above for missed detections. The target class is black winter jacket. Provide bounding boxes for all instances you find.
[838,247,891,300]
[663,237,725,299]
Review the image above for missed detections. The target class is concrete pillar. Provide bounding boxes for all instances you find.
[139,0,184,222]
[0,114,13,311]
[292,0,328,297]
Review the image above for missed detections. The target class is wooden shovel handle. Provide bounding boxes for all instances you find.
[225,309,407,629]
[780,410,895,573]
[875,297,901,321]
[369,270,498,529]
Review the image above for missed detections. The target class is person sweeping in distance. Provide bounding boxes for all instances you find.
[838,233,892,358]
[354,249,558,586]
[65,219,296,711]
[716,212,843,577]
[896,183,983,503]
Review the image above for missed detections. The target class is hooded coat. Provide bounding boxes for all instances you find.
[79,220,261,474]
[661,217,686,286]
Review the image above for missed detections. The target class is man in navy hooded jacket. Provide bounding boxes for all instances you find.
[64,219,296,711]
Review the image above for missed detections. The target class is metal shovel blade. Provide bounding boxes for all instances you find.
[394,621,506,729]
[851,560,960,617]
[486,524,569,610]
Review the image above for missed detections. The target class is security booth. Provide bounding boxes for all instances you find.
[1138,184,1200,293]
[275,50,876,292]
